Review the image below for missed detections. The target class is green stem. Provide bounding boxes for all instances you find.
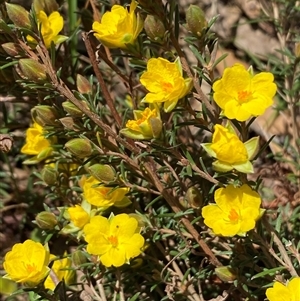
[68,0,78,67]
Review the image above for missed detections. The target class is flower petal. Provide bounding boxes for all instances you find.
[266,281,290,301]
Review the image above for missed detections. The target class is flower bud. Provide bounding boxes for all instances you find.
[185,5,207,37]
[0,134,13,153]
[185,186,203,208]
[62,101,84,117]
[76,74,92,94]
[144,15,166,43]
[33,0,59,16]
[2,43,25,57]
[215,266,237,283]
[18,59,47,82]
[0,18,13,34]
[35,211,57,229]
[5,3,31,28]
[65,138,92,158]
[59,117,78,131]
[41,166,58,185]
[150,117,163,138]
[72,250,88,267]
[87,164,116,183]
[31,105,58,126]
[137,0,164,18]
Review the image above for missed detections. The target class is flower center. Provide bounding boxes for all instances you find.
[228,208,239,222]
[237,90,252,103]
[162,81,173,93]
[26,263,37,273]
[107,235,118,247]
[99,187,111,197]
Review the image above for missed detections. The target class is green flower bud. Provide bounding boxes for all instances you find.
[87,164,116,183]
[185,5,207,37]
[76,74,92,94]
[5,3,31,28]
[65,138,92,159]
[150,117,163,139]
[215,266,237,283]
[35,211,57,229]
[2,43,25,57]
[72,250,88,267]
[62,101,84,117]
[31,105,58,126]
[41,166,58,185]
[144,15,166,43]
[59,117,78,131]
[18,59,47,82]
[185,186,203,208]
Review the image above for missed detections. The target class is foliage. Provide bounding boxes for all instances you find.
[0,0,299,300]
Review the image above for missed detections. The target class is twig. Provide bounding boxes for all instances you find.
[89,282,103,301]
[157,241,201,301]
[96,278,107,301]
[145,158,222,267]
[96,47,130,83]
[169,32,217,122]
[263,218,298,277]
[82,32,122,128]
[0,203,29,213]
[116,270,125,301]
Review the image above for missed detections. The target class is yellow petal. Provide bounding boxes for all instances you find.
[110,214,138,239]
[124,233,144,259]
[266,281,290,301]
[100,247,126,267]
[287,277,300,301]
[84,215,110,240]
[48,11,63,36]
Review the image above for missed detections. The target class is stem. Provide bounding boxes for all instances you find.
[262,218,298,277]
[157,241,202,301]
[169,32,218,123]
[82,32,122,128]
[96,278,107,301]
[68,0,78,67]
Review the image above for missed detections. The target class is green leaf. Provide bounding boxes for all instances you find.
[127,292,141,301]
[251,266,286,280]
[0,277,17,295]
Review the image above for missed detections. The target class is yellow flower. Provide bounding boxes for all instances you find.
[81,176,131,208]
[27,10,68,48]
[202,184,262,236]
[68,205,90,229]
[60,200,95,238]
[21,122,53,164]
[44,254,75,290]
[3,240,50,287]
[92,1,143,49]
[266,277,300,301]
[212,64,277,121]
[140,57,193,112]
[201,124,259,173]
[84,214,145,267]
[120,106,162,140]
